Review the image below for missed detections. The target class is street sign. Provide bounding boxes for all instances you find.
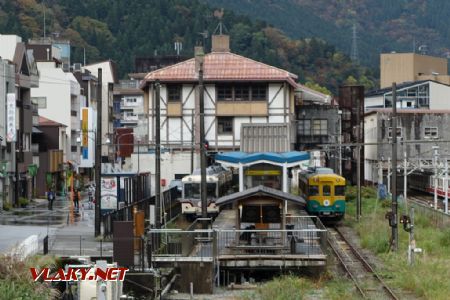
[6,93,16,142]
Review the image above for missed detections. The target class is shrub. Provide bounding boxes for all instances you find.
[3,202,12,211]
[18,197,29,207]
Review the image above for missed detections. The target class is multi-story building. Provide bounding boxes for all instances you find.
[364,109,450,184]
[73,69,98,178]
[365,80,450,111]
[113,79,145,133]
[380,52,450,89]
[338,85,365,185]
[33,116,65,196]
[0,34,39,205]
[0,57,16,209]
[84,61,117,162]
[139,34,298,180]
[27,39,82,166]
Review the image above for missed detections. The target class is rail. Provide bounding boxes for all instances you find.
[408,196,450,227]
[328,227,398,300]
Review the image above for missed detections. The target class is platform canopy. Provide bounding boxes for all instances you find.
[215,151,310,168]
[216,185,306,207]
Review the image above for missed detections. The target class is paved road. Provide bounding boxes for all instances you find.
[0,193,112,257]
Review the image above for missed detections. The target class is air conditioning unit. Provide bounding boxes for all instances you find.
[62,63,70,72]
[73,63,82,72]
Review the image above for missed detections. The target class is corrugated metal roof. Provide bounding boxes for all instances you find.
[141,52,298,87]
[215,151,310,164]
[216,185,306,207]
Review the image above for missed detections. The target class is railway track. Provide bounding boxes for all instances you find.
[408,195,446,212]
[327,226,398,300]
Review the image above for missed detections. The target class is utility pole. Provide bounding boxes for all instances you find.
[94,68,102,237]
[404,151,408,209]
[445,159,449,214]
[356,143,361,221]
[199,60,208,229]
[408,207,415,265]
[391,82,398,252]
[387,157,391,196]
[377,160,383,200]
[433,146,439,210]
[155,80,161,228]
[190,109,194,174]
[338,110,343,176]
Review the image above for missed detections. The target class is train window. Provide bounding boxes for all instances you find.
[335,186,345,196]
[184,183,200,199]
[309,186,319,196]
[323,185,331,196]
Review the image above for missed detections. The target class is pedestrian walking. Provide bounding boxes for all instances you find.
[47,189,55,210]
[73,188,80,210]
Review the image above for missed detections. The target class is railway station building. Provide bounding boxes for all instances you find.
[215,151,310,193]
[138,34,300,184]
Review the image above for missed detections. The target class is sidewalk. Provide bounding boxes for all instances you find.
[0,193,112,257]
[48,194,113,257]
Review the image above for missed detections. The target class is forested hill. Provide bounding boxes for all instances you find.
[0,0,376,94]
[207,0,450,68]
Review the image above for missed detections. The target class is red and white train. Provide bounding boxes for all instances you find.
[408,172,450,197]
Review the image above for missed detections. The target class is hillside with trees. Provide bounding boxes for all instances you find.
[207,0,450,69]
[0,0,376,94]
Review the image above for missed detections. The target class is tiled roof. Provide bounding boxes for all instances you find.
[38,116,66,127]
[141,52,298,87]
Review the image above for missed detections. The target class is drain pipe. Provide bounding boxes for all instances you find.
[160,274,179,298]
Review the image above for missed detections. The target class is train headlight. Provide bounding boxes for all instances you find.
[335,204,340,208]
[313,204,319,208]
[323,199,330,207]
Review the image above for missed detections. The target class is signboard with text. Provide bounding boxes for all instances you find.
[101,176,118,210]
[6,93,16,142]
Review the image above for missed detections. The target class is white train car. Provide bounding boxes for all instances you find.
[181,165,232,219]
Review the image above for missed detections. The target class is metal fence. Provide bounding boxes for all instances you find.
[149,220,327,259]
[410,202,450,228]
[101,187,179,237]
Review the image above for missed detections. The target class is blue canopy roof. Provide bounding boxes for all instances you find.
[215,151,310,164]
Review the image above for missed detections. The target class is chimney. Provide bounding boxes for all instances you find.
[211,35,230,52]
[195,46,204,73]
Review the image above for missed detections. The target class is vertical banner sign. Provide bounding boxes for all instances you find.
[101,176,117,210]
[6,93,16,142]
[81,108,89,159]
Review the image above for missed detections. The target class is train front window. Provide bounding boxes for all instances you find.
[335,186,345,196]
[323,185,331,196]
[207,183,218,198]
[184,183,217,199]
[309,186,319,196]
[184,183,200,199]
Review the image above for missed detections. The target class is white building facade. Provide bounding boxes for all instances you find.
[138,35,298,181]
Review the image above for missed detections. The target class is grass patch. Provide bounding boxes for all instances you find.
[0,255,60,299]
[239,274,357,300]
[345,188,450,299]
